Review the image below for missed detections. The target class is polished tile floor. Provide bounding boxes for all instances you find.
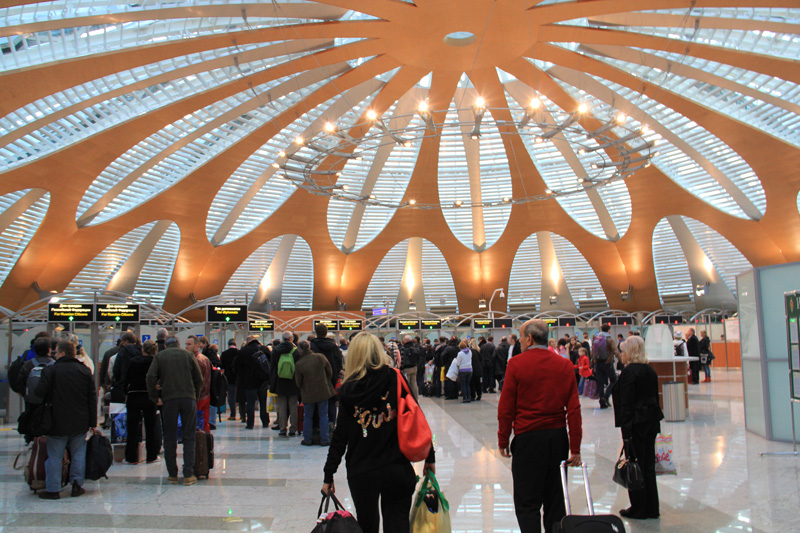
[1,369,797,532]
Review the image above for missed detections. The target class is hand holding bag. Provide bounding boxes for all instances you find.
[396,369,433,462]
[312,490,362,533]
[612,441,645,491]
[410,470,452,532]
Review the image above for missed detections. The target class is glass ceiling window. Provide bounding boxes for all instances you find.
[0,10,331,71]
[652,218,694,305]
[0,43,331,171]
[503,83,632,241]
[362,240,407,312]
[576,47,800,148]
[64,220,179,306]
[0,189,50,290]
[554,75,765,220]
[551,233,607,308]
[328,84,424,253]
[507,233,543,310]
[437,95,512,251]
[220,235,313,310]
[680,217,752,295]
[79,70,339,226]
[420,239,458,312]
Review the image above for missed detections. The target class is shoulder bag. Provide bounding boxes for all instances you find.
[395,369,432,462]
[28,369,56,438]
[612,441,645,491]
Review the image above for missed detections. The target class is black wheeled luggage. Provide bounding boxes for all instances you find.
[194,429,214,479]
[553,461,626,533]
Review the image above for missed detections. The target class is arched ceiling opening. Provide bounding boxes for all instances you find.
[0,1,798,314]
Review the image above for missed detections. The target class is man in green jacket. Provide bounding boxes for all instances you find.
[146,336,203,486]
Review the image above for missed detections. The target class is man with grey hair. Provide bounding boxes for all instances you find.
[156,328,168,352]
[498,319,582,533]
[400,334,422,399]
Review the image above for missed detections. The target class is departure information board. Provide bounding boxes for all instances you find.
[249,320,275,331]
[313,319,339,331]
[493,318,513,329]
[420,320,441,329]
[339,320,363,331]
[95,304,140,322]
[473,319,493,329]
[48,303,94,322]
[207,305,247,322]
[398,320,420,330]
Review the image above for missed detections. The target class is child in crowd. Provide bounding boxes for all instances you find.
[577,347,592,395]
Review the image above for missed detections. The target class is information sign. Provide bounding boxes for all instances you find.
[542,318,557,327]
[557,317,574,327]
[493,318,513,329]
[420,319,441,330]
[249,319,275,331]
[372,307,388,316]
[313,319,339,331]
[206,305,247,323]
[473,319,493,329]
[600,316,617,326]
[398,320,421,330]
[95,303,140,322]
[48,303,94,322]
[339,320,363,331]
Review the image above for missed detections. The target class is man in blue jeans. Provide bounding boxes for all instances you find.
[593,323,619,409]
[33,340,97,499]
[146,336,203,485]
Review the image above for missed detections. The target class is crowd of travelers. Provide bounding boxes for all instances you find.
[9,320,715,532]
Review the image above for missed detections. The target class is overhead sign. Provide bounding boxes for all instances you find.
[420,319,441,329]
[206,305,247,322]
[557,317,574,327]
[314,319,339,331]
[398,319,421,330]
[617,316,633,327]
[339,319,363,331]
[601,317,617,326]
[372,307,388,316]
[542,318,557,327]
[249,319,275,331]
[48,303,94,322]
[473,319,493,329]
[493,318,512,329]
[95,303,140,322]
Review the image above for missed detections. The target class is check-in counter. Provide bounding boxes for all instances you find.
[647,356,699,410]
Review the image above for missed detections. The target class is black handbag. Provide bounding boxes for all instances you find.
[612,442,645,491]
[312,490,362,533]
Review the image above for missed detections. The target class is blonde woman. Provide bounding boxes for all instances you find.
[65,333,94,375]
[322,332,435,533]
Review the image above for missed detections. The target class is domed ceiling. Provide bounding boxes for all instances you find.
[0,1,798,315]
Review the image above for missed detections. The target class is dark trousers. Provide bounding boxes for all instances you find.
[460,371,472,401]
[432,368,441,397]
[595,362,617,400]
[627,427,660,516]
[470,373,482,400]
[245,385,270,428]
[511,428,569,533]
[445,379,458,399]
[483,360,495,391]
[161,398,196,478]
[689,361,701,384]
[227,383,237,418]
[125,392,159,463]
[348,462,416,533]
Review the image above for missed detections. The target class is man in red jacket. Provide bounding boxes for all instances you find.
[498,319,582,533]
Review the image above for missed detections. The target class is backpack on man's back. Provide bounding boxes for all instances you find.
[592,335,612,363]
[25,359,55,404]
[277,348,296,379]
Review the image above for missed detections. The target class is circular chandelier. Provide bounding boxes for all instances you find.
[275,98,660,210]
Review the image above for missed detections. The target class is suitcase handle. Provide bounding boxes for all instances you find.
[559,461,595,516]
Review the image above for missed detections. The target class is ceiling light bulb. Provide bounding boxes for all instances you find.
[641,124,650,134]
[403,141,412,147]
[545,189,553,194]
[366,109,378,120]
[535,137,543,144]
[578,177,585,183]
[475,97,486,108]
[591,163,599,170]
[271,163,279,168]
[354,155,363,161]
[335,171,342,176]
[368,194,376,199]
[577,148,586,155]
[530,97,541,109]
[653,138,660,146]
[502,196,510,203]
[616,113,626,124]
[653,151,661,157]
[324,122,335,132]
[341,184,349,190]
[294,136,304,145]
[278,150,286,158]
[418,101,428,112]
[454,200,463,207]
[578,103,589,113]
[409,199,417,205]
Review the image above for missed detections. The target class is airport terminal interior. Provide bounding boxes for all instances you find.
[1,1,800,532]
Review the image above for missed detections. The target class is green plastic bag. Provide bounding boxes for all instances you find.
[410,470,451,532]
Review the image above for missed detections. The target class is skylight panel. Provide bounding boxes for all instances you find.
[550,233,607,307]
[0,189,50,290]
[420,240,458,312]
[220,238,283,301]
[508,233,543,310]
[362,239,408,312]
[281,237,314,310]
[652,218,694,303]
[131,222,180,307]
[680,216,752,295]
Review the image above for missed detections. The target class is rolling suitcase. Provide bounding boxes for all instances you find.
[14,436,69,492]
[194,430,214,479]
[553,461,626,533]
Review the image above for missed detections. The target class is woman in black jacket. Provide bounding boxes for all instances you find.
[612,335,664,520]
[124,339,160,464]
[322,333,435,533]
